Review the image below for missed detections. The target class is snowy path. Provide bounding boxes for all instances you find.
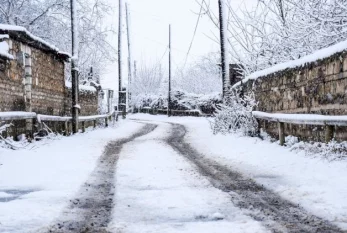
[108,121,268,233]
[1,116,346,232]
[46,124,157,233]
[167,123,343,233]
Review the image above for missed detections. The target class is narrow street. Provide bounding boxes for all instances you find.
[26,118,345,233]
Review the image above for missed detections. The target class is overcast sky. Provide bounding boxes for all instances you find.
[102,0,255,91]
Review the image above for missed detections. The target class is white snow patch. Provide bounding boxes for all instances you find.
[0,121,143,233]
[129,114,347,230]
[65,81,96,92]
[253,111,347,126]
[0,24,70,58]
[108,122,268,233]
[0,40,13,59]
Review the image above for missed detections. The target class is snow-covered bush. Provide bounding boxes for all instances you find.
[210,90,258,136]
[289,140,347,161]
[131,91,222,115]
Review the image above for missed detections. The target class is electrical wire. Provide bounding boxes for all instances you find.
[183,0,204,69]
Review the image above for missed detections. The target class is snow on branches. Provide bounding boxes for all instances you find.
[210,90,258,136]
[0,0,116,83]
[200,0,347,76]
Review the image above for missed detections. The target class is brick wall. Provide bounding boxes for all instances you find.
[240,50,347,142]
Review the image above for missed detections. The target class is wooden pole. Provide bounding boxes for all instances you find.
[70,0,79,134]
[64,121,69,136]
[325,125,334,143]
[218,0,229,98]
[168,24,172,117]
[278,122,285,146]
[118,0,123,111]
[105,117,109,127]
[134,60,137,81]
[126,2,132,111]
[81,121,85,133]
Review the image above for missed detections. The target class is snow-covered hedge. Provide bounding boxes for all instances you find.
[131,91,222,115]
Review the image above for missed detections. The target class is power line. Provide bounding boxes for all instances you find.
[183,0,204,68]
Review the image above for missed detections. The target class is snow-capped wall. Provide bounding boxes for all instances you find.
[237,41,347,142]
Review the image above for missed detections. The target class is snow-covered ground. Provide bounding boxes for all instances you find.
[1,114,346,232]
[0,121,143,233]
[129,114,347,230]
[109,122,267,233]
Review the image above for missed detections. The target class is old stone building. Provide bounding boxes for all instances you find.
[0,24,100,117]
[0,25,102,136]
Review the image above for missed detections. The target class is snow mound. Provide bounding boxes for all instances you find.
[65,81,97,93]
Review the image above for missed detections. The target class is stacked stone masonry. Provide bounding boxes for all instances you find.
[0,36,99,138]
[241,51,347,142]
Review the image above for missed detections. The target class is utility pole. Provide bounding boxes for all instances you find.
[125,2,132,111]
[218,0,229,98]
[168,24,172,117]
[134,60,137,81]
[118,0,123,111]
[70,0,79,133]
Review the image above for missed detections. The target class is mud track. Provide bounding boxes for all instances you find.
[167,123,345,233]
[47,124,157,233]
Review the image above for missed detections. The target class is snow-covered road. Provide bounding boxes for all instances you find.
[0,115,346,233]
[109,121,267,233]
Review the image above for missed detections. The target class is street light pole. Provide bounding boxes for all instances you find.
[70,0,79,133]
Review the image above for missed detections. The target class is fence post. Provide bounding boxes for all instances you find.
[278,122,285,146]
[64,121,69,136]
[82,121,85,133]
[122,108,126,119]
[68,121,72,135]
[256,119,261,136]
[325,125,334,143]
[105,117,109,127]
[93,120,97,129]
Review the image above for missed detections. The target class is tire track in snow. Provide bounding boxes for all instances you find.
[46,123,157,233]
[166,123,345,233]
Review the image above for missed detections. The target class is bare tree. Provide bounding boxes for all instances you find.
[0,0,116,82]
[199,0,347,75]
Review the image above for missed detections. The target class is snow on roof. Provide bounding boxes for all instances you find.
[65,81,97,93]
[0,24,70,59]
[233,40,347,89]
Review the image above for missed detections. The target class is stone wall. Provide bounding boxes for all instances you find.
[240,50,347,142]
[0,38,100,138]
[65,89,99,116]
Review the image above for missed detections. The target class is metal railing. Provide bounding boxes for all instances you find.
[252,111,347,145]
